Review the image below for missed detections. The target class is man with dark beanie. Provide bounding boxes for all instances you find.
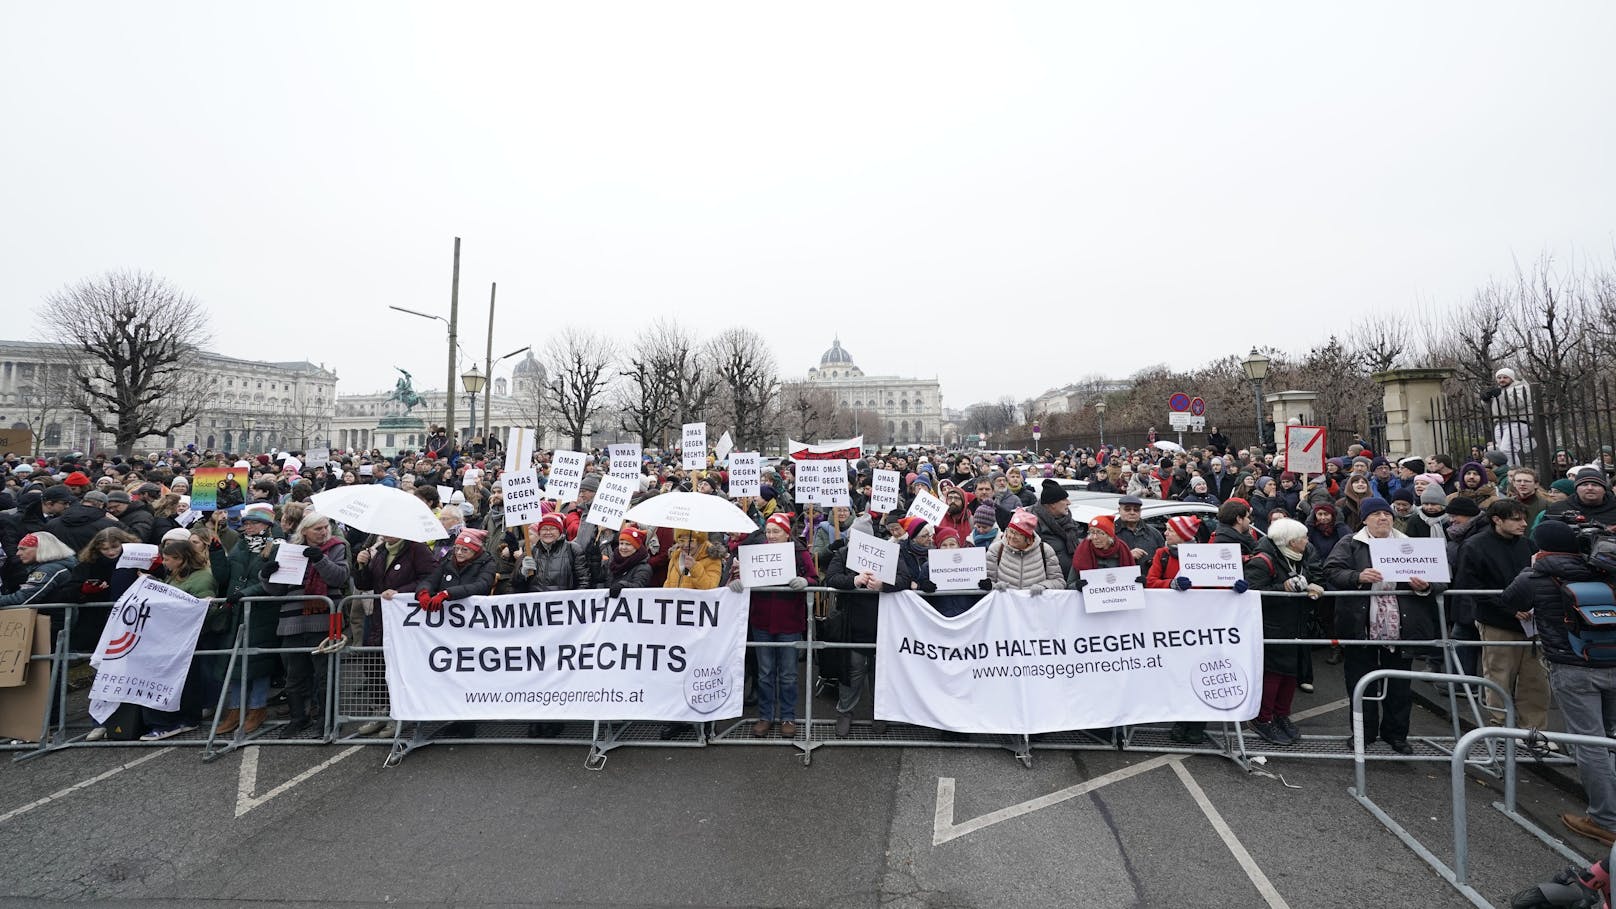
[1505,518,1616,847]
[1029,479,1079,573]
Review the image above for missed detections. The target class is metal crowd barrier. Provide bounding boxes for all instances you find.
[1353,724,1616,908]
[4,585,1570,776]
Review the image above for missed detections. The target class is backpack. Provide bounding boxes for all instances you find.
[1556,580,1616,662]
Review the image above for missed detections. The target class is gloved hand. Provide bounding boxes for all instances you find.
[978,578,993,591]
[416,588,432,607]
[787,576,807,590]
[608,584,623,599]
[80,579,109,596]
[1284,575,1308,593]
[1482,385,1503,400]
[1232,578,1250,594]
[258,560,280,580]
[303,546,324,563]
[1029,584,1047,596]
[1071,578,1088,590]
[1135,575,1148,586]
[1306,583,1324,600]
[727,579,745,593]
[828,537,847,551]
[1173,576,1193,592]
[993,581,1009,591]
[917,579,937,593]
[226,590,244,605]
[424,591,449,612]
[521,556,536,575]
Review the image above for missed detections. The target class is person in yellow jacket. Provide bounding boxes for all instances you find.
[663,529,725,590]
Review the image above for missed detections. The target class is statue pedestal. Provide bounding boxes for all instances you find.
[374,416,426,457]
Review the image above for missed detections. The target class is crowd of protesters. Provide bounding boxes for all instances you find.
[5,409,1616,863]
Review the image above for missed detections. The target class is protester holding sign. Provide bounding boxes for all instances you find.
[664,529,725,591]
[514,514,590,593]
[217,504,281,736]
[825,518,924,737]
[137,539,219,740]
[1322,497,1446,754]
[1067,515,1136,586]
[725,513,813,737]
[606,526,654,596]
[987,510,1063,593]
[255,510,350,738]
[1242,519,1323,747]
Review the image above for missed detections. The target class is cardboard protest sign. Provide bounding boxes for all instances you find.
[1079,568,1146,613]
[1369,537,1451,583]
[907,491,947,527]
[0,609,37,688]
[870,469,901,514]
[1175,544,1244,587]
[585,474,637,532]
[609,443,641,478]
[502,468,543,526]
[681,423,706,471]
[0,615,50,740]
[848,530,899,586]
[738,542,798,588]
[546,450,586,503]
[928,547,986,590]
[729,453,761,498]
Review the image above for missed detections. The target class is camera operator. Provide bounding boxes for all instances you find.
[1544,467,1616,527]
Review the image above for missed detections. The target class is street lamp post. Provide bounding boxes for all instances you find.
[1242,348,1270,452]
[462,364,486,446]
[242,416,256,454]
[1032,421,1041,452]
[1095,400,1107,448]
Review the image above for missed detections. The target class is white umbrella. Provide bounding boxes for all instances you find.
[309,485,444,543]
[1153,440,1185,453]
[621,491,757,534]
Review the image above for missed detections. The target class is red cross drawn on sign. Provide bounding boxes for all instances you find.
[1285,425,1327,476]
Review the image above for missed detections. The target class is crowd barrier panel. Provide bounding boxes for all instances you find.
[200,597,338,762]
[1352,725,1616,908]
[6,584,1573,774]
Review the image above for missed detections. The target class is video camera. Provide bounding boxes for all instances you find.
[1542,512,1616,574]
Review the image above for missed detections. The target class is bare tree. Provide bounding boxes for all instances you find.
[778,380,836,441]
[707,327,779,450]
[614,319,717,448]
[39,271,214,456]
[964,398,1017,437]
[543,328,616,449]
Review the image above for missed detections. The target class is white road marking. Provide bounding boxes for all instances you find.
[932,754,1178,845]
[235,744,363,818]
[1291,697,1349,723]
[1172,760,1291,909]
[0,747,175,824]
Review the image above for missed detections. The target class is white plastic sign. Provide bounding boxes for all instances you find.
[546,450,586,503]
[1079,567,1146,613]
[1175,543,1244,587]
[738,542,797,588]
[906,491,947,528]
[729,453,761,499]
[928,546,986,590]
[848,530,899,586]
[715,431,734,464]
[502,468,543,526]
[870,469,901,514]
[609,443,641,478]
[115,543,159,570]
[681,422,706,470]
[584,473,637,532]
[1368,537,1451,583]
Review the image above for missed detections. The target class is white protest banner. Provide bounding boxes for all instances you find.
[1079,567,1147,613]
[1176,543,1244,587]
[1285,425,1327,477]
[585,474,637,532]
[505,427,536,474]
[681,422,706,471]
[788,437,863,461]
[269,546,309,585]
[847,530,899,586]
[870,469,902,514]
[546,450,587,503]
[738,542,797,588]
[728,452,761,499]
[609,443,641,478]
[88,576,209,723]
[875,589,1262,734]
[928,547,987,590]
[502,468,543,527]
[715,431,734,464]
[382,587,748,722]
[115,543,159,570]
[907,491,947,527]
[1368,536,1452,583]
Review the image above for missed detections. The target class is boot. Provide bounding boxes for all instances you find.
[243,707,268,733]
[214,709,241,735]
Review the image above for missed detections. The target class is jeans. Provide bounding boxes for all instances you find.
[750,629,803,723]
[1344,646,1413,743]
[225,675,271,709]
[837,648,875,716]
[1548,662,1616,830]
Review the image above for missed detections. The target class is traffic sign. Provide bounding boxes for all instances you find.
[1285,425,1327,476]
[1190,397,1206,417]
[1168,393,1191,413]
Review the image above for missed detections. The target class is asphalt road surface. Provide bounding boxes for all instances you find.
[2,672,1607,908]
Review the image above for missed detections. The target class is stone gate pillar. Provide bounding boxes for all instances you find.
[1373,368,1455,459]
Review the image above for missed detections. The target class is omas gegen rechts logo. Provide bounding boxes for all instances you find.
[103,596,154,661]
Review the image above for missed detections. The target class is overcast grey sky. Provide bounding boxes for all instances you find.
[4,2,1614,411]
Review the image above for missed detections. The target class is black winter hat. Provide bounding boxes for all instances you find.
[1574,466,1611,492]
[1446,497,1482,517]
[1039,479,1068,506]
[1533,520,1579,554]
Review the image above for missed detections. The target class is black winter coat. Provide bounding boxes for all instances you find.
[44,505,120,555]
[423,550,497,601]
[1243,536,1321,676]
[514,537,591,592]
[1455,526,1534,631]
[1030,504,1079,573]
[117,502,157,544]
[1322,530,1446,643]
[1502,553,1615,667]
[825,544,918,643]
